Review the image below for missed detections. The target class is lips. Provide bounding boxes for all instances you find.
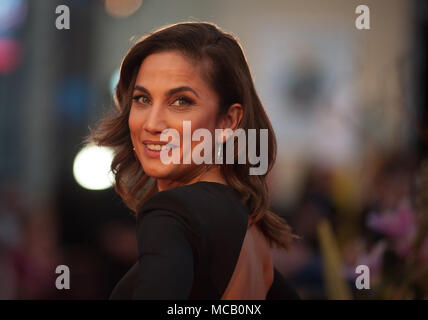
[142,140,176,150]
[141,140,178,158]
[145,144,170,151]
[143,140,168,146]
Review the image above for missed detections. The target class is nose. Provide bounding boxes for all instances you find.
[143,104,168,136]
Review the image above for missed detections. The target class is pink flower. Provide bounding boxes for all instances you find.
[367,203,415,239]
[366,201,416,258]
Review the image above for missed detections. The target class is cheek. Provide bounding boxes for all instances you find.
[189,109,218,132]
[128,107,142,135]
[187,116,217,150]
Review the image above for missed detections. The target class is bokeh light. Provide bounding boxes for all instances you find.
[54,76,95,123]
[104,0,142,18]
[0,0,28,31]
[73,144,114,191]
[0,38,22,74]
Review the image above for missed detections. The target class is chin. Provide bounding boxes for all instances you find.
[141,162,175,179]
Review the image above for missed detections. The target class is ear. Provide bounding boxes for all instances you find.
[217,103,243,132]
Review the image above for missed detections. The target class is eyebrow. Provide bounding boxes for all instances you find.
[133,85,200,98]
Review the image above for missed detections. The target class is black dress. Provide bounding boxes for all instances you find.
[109,181,299,300]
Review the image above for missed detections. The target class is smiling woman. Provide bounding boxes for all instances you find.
[87,21,299,300]
[128,50,223,185]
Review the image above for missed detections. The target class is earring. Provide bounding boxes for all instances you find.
[216,143,222,163]
[132,146,138,161]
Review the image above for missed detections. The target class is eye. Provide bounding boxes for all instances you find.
[171,96,195,108]
[132,95,151,105]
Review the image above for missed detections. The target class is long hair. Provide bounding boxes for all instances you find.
[88,22,296,250]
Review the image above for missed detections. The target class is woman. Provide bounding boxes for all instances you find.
[89,22,299,299]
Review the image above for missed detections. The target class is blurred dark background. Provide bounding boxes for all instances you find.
[1,0,427,299]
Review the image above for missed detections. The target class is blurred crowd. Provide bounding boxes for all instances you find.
[272,149,428,299]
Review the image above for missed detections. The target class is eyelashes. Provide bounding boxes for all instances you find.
[174,96,195,107]
[132,95,195,108]
[169,96,195,107]
[132,95,150,105]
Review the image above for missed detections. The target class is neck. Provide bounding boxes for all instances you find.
[157,165,227,192]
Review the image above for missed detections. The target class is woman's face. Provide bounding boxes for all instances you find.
[128,50,220,182]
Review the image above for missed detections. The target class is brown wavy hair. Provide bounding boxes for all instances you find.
[88,21,296,250]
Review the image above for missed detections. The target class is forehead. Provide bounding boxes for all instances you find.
[135,51,205,86]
